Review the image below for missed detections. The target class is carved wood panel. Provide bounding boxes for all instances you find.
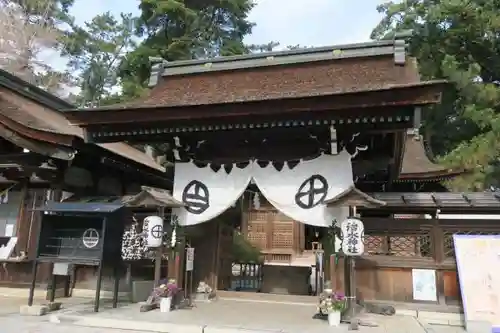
[247,208,297,251]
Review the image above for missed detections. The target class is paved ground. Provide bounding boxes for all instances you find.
[1,316,153,333]
[0,296,468,333]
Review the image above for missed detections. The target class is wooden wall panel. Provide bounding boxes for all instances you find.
[443,270,459,298]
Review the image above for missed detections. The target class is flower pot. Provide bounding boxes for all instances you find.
[328,311,341,326]
[160,297,172,313]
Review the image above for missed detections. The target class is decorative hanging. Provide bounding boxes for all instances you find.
[252,151,353,227]
[172,150,354,227]
[121,221,148,260]
[172,161,252,226]
[253,192,261,210]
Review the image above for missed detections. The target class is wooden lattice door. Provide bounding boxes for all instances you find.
[247,208,299,262]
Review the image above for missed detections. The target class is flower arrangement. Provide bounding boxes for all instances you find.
[160,279,181,298]
[318,291,347,314]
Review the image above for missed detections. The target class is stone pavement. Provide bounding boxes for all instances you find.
[0,295,468,333]
[50,298,464,333]
[1,315,153,333]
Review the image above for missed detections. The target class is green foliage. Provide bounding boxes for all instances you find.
[117,0,259,100]
[61,12,137,106]
[372,0,500,190]
[232,231,262,263]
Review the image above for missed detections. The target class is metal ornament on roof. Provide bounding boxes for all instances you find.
[340,217,364,256]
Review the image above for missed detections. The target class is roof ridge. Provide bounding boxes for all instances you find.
[148,36,410,86]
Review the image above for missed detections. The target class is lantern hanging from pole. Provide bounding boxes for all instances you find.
[144,215,164,248]
[340,217,364,256]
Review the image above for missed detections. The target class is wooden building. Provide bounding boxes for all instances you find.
[0,69,168,290]
[62,35,495,308]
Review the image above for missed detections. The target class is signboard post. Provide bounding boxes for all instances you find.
[184,247,194,298]
[186,247,194,271]
[339,211,364,326]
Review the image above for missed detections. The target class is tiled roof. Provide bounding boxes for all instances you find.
[0,73,164,172]
[399,130,465,180]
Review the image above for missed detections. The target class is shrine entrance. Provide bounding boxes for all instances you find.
[65,35,451,312]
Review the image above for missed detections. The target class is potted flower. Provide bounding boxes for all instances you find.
[166,280,180,298]
[159,279,180,312]
[318,291,346,326]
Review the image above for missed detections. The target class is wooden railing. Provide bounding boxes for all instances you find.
[261,249,293,264]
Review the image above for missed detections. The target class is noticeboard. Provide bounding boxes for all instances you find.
[453,234,500,331]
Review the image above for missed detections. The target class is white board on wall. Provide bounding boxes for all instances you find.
[454,235,500,331]
[412,269,437,301]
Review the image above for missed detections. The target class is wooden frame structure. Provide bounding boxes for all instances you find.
[54,34,481,310]
[0,69,170,292]
[327,192,500,307]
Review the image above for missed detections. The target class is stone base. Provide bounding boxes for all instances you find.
[20,305,49,316]
[194,293,211,302]
[47,302,62,311]
[19,302,62,316]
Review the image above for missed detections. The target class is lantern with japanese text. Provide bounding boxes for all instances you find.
[143,216,163,248]
[340,217,364,256]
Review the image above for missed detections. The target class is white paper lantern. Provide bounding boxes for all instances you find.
[144,216,163,248]
[340,217,364,256]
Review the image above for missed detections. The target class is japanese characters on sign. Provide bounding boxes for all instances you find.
[186,247,195,271]
[340,217,364,256]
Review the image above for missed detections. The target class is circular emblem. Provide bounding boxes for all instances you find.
[295,175,328,209]
[82,228,99,248]
[182,180,210,214]
[151,225,163,239]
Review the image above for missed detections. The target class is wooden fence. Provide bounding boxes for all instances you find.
[329,218,500,307]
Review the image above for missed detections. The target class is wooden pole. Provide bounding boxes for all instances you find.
[343,206,357,323]
[154,207,165,286]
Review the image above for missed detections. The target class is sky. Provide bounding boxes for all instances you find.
[68,0,387,49]
[44,0,388,94]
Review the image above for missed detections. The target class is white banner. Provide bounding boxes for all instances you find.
[253,151,353,227]
[172,151,354,228]
[172,162,252,226]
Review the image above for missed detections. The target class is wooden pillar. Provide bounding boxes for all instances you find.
[240,195,249,238]
[154,208,165,286]
[177,236,186,288]
[431,216,446,305]
[15,182,29,256]
[343,206,357,322]
[212,221,221,290]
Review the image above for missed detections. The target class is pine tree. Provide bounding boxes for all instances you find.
[372,0,500,190]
